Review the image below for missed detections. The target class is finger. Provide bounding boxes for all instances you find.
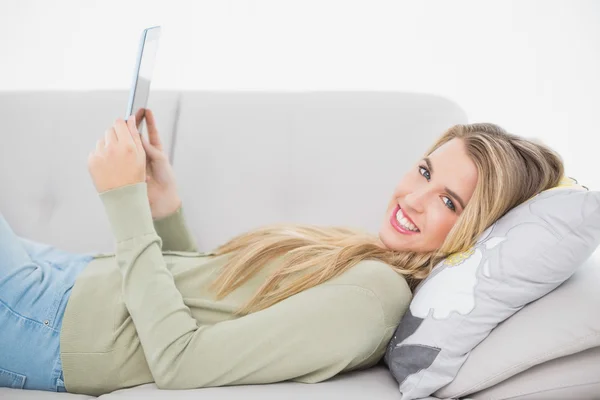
[140,131,162,159]
[135,108,146,127]
[140,132,151,152]
[145,109,163,149]
[114,117,134,145]
[105,127,117,146]
[127,116,144,153]
[96,138,105,152]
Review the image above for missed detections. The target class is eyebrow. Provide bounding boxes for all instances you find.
[423,157,467,210]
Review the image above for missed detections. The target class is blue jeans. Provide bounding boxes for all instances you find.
[0,213,95,392]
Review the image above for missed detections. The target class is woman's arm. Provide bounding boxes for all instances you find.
[152,204,199,252]
[99,182,388,390]
[137,108,201,251]
[139,109,182,221]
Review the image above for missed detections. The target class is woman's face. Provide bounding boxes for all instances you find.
[377,138,478,252]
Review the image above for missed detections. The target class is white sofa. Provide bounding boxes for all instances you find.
[0,91,598,399]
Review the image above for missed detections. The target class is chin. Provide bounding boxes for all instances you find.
[376,233,388,250]
[378,229,421,252]
[378,232,402,252]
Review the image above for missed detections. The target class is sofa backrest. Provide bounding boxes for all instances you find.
[0,91,179,252]
[0,91,466,252]
[172,92,467,251]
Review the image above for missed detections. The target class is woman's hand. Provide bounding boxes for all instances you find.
[138,109,182,220]
[88,116,146,193]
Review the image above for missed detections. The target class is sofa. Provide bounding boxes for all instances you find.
[0,91,598,399]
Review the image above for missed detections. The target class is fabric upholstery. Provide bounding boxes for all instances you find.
[0,91,179,253]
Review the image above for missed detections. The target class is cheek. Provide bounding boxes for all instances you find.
[389,178,409,208]
[395,173,418,196]
[426,208,456,242]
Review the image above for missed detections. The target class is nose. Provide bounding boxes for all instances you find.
[403,189,426,214]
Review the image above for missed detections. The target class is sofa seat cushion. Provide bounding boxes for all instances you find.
[100,366,402,400]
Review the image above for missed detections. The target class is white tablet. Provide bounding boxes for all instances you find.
[125,26,161,132]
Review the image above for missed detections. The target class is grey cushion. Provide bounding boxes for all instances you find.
[442,248,600,399]
[384,184,600,400]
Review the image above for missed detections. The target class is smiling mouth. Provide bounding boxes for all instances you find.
[398,205,419,229]
[390,204,420,234]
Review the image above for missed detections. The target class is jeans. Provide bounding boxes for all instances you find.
[0,213,95,392]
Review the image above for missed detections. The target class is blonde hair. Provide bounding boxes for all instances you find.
[208,123,564,316]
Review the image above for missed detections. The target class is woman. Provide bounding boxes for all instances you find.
[0,110,564,395]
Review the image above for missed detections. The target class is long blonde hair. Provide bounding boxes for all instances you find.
[208,123,564,316]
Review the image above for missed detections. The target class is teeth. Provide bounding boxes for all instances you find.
[396,209,419,232]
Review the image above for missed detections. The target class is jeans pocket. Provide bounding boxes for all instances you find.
[56,374,67,392]
[0,367,26,389]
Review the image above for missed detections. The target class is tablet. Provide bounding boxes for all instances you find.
[125,26,161,132]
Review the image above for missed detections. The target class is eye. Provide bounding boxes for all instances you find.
[418,165,431,181]
[442,196,456,212]
[419,165,457,213]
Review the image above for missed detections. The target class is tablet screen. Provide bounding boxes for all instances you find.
[126,26,161,130]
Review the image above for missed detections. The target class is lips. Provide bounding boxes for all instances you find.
[390,204,420,235]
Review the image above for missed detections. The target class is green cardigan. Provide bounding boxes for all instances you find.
[59,182,412,396]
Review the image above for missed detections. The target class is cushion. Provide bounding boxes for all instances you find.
[437,247,600,398]
[468,345,600,399]
[383,179,600,400]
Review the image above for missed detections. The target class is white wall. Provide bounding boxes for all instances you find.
[1,0,598,189]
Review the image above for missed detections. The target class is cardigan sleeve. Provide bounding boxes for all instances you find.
[151,204,199,252]
[98,182,388,389]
